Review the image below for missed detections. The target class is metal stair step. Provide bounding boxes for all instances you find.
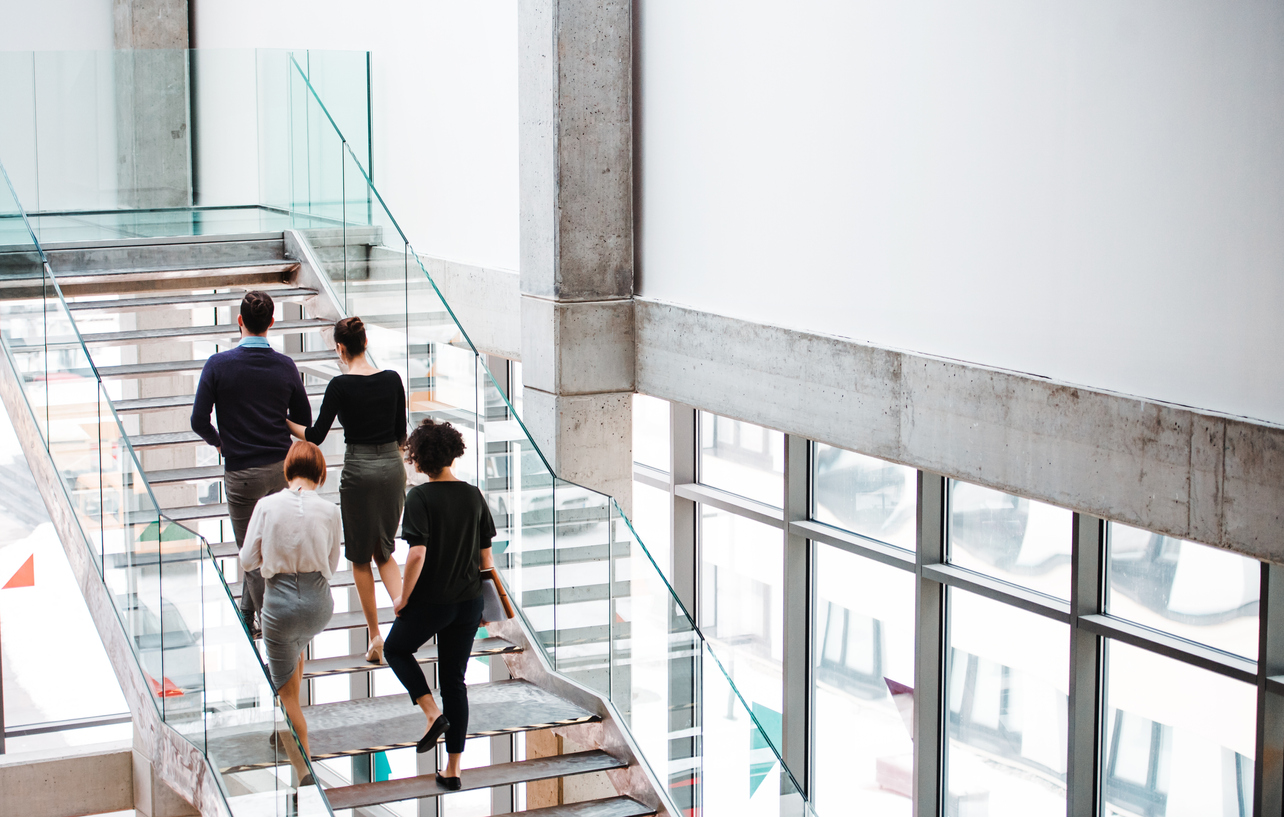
[72,318,331,347]
[129,431,205,449]
[522,582,630,608]
[303,637,520,680]
[208,679,599,772]
[68,286,319,312]
[323,750,626,811]
[145,455,341,484]
[114,382,329,413]
[515,798,655,817]
[95,349,336,379]
[128,491,339,524]
[49,261,298,286]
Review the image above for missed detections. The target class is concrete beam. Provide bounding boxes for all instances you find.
[0,741,133,817]
[521,297,635,394]
[635,299,1284,564]
[418,257,521,361]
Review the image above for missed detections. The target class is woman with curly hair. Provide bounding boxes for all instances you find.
[385,418,496,790]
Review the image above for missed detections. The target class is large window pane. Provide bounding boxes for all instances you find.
[1107,522,1259,660]
[948,481,1073,600]
[812,443,916,551]
[698,412,784,507]
[813,543,915,816]
[1104,640,1254,817]
[633,394,670,472]
[698,505,783,749]
[632,480,672,583]
[946,589,1068,816]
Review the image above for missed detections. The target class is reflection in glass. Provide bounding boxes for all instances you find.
[698,412,783,507]
[813,544,914,816]
[633,394,670,472]
[812,443,916,551]
[949,481,1072,600]
[1104,640,1254,817]
[698,505,782,750]
[1107,523,1259,660]
[632,481,672,583]
[946,589,1068,816]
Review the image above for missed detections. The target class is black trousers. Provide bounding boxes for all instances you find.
[385,595,484,754]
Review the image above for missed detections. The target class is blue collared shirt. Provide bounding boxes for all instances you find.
[238,336,272,349]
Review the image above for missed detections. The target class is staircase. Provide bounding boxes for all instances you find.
[8,230,659,817]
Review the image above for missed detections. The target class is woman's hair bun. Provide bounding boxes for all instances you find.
[334,316,368,355]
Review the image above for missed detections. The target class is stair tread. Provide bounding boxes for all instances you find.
[323,750,625,810]
[129,430,205,447]
[208,679,599,772]
[303,637,520,679]
[516,798,655,817]
[68,286,318,312]
[115,382,329,413]
[53,261,298,280]
[145,456,341,484]
[148,492,339,523]
[74,318,331,346]
[96,349,336,378]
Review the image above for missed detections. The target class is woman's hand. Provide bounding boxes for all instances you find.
[287,419,307,441]
[393,593,407,616]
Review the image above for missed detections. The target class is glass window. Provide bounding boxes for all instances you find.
[1107,522,1259,661]
[633,394,670,472]
[698,412,784,507]
[946,589,1069,816]
[812,543,915,816]
[948,481,1073,600]
[698,505,783,746]
[1104,640,1255,816]
[812,443,917,551]
[631,480,672,583]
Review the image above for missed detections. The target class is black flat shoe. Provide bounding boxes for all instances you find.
[435,772,462,791]
[416,715,450,753]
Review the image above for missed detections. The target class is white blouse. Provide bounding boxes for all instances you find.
[240,487,343,580]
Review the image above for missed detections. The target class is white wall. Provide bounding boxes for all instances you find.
[0,0,112,52]
[637,1,1284,425]
[192,0,519,271]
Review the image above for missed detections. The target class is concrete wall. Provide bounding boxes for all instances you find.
[636,0,1284,426]
[191,0,520,272]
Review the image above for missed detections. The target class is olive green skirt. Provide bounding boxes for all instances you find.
[340,442,407,564]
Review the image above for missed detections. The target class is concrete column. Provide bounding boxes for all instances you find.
[518,0,634,512]
[113,0,192,209]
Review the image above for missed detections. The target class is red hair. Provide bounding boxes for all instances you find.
[284,441,327,486]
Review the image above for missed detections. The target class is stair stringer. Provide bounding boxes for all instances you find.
[489,616,679,817]
[0,335,221,815]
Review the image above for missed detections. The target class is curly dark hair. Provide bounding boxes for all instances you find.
[404,418,465,476]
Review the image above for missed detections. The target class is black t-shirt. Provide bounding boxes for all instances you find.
[304,370,407,446]
[401,481,496,605]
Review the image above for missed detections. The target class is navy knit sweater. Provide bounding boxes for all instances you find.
[190,345,313,473]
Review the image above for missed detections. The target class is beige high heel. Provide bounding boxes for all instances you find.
[366,634,384,664]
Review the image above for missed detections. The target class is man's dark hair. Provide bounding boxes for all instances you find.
[404,418,465,476]
[240,291,275,335]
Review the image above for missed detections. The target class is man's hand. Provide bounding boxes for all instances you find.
[393,594,407,616]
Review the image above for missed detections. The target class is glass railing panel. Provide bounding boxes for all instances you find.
[298,51,371,177]
[154,518,210,748]
[549,477,613,693]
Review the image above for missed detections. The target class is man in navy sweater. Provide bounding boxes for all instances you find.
[191,291,313,635]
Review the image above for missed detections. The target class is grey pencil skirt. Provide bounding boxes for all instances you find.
[341,442,407,564]
[261,572,333,689]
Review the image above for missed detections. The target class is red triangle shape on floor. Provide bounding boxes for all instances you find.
[3,554,34,589]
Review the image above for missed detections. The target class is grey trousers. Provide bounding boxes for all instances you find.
[225,459,287,623]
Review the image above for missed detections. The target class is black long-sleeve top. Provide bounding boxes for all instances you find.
[190,345,313,472]
[303,370,408,446]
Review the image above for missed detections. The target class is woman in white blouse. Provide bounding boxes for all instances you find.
[241,441,342,768]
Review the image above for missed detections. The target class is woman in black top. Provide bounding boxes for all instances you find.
[385,418,496,791]
[289,317,407,663]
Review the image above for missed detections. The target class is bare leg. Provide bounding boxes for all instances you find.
[375,554,403,606]
[352,561,380,639]
[415,691,443,724]
[279,654,309,758]
[444,752,463,778]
